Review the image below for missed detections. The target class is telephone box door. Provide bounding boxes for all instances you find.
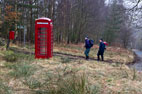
[35,24,49,58]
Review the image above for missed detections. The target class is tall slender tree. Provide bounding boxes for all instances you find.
[103,0,126,44]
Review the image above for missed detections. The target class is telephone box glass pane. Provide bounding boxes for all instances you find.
[37,27,47,56]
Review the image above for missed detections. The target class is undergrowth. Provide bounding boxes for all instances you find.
[35,74,100,94]
[0,80,12,94]
[8,62,36,78]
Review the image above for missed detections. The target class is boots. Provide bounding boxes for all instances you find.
[86,56,89,60]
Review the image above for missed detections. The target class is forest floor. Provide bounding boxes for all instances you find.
[0,44,142,94]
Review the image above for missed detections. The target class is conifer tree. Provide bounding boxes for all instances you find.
[104,0,126,44]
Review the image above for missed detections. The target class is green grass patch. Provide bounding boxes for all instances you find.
[54,74,88,94]
[35,74,100,94]
[23,77,42,89]
[0,80,12,94]
[16,53,34,62]
[3,49,34,63]
[4,50,18,62]
[9,63,36,78]
[61,57,72,63]
[0,38,5,46]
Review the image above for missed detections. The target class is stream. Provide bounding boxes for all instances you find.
[129,49,142,71]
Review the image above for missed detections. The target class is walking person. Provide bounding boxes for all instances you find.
[97,39,106,61]
[84,37,92,60]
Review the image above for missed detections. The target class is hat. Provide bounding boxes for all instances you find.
[85,36,89,40]
[100,38,103,41]
[85,36,88,39]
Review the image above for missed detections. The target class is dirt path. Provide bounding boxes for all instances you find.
[54,52,115,63]
[129,49,142,71]
[10,48,115,64]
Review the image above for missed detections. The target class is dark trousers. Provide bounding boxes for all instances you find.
[97,50,104,61]
[84,48,90,59]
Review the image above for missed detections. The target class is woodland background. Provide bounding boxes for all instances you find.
[0,0,141,49]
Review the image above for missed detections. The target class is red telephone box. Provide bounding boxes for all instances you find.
[9,31,15,40]
[35,17,53,59]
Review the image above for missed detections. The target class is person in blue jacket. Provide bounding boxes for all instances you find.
[84,37,91,60]
[97,39,106,61]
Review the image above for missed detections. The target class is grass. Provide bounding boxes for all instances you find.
[23,77,42,89]
[61,57,72,63]
[0,44,141,94]
[54,44,134,64]
[3,49,34,63]
[46,74,89,94]
[33,73,100,94]
[4,50,18,62]
[0,80,12,94]
[8,62,36,78]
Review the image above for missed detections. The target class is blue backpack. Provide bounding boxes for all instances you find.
[89,40,94,47]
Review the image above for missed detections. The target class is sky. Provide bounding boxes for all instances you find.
[105,0,141,9]
[105,0,142,33]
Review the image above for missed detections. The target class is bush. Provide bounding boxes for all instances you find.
[4,51,18,62]
[4,49,34,63]
[0,38,5,46]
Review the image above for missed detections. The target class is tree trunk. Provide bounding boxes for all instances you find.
[6,37,10,50]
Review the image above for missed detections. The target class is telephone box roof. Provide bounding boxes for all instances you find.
[36,17,51,21]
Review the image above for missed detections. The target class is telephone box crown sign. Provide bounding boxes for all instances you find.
[36,17,52,21]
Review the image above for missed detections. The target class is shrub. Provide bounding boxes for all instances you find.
[0,38,5,46]
[4,51,17,62]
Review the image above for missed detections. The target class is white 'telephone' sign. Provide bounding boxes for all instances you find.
[37,22,49,24]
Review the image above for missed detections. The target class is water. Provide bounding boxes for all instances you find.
[129,49,142,71]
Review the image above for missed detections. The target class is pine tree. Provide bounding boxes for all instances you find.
[104,0,126,44]
[0,1,2,29]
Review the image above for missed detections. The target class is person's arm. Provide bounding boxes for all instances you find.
[85,40,90,48]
